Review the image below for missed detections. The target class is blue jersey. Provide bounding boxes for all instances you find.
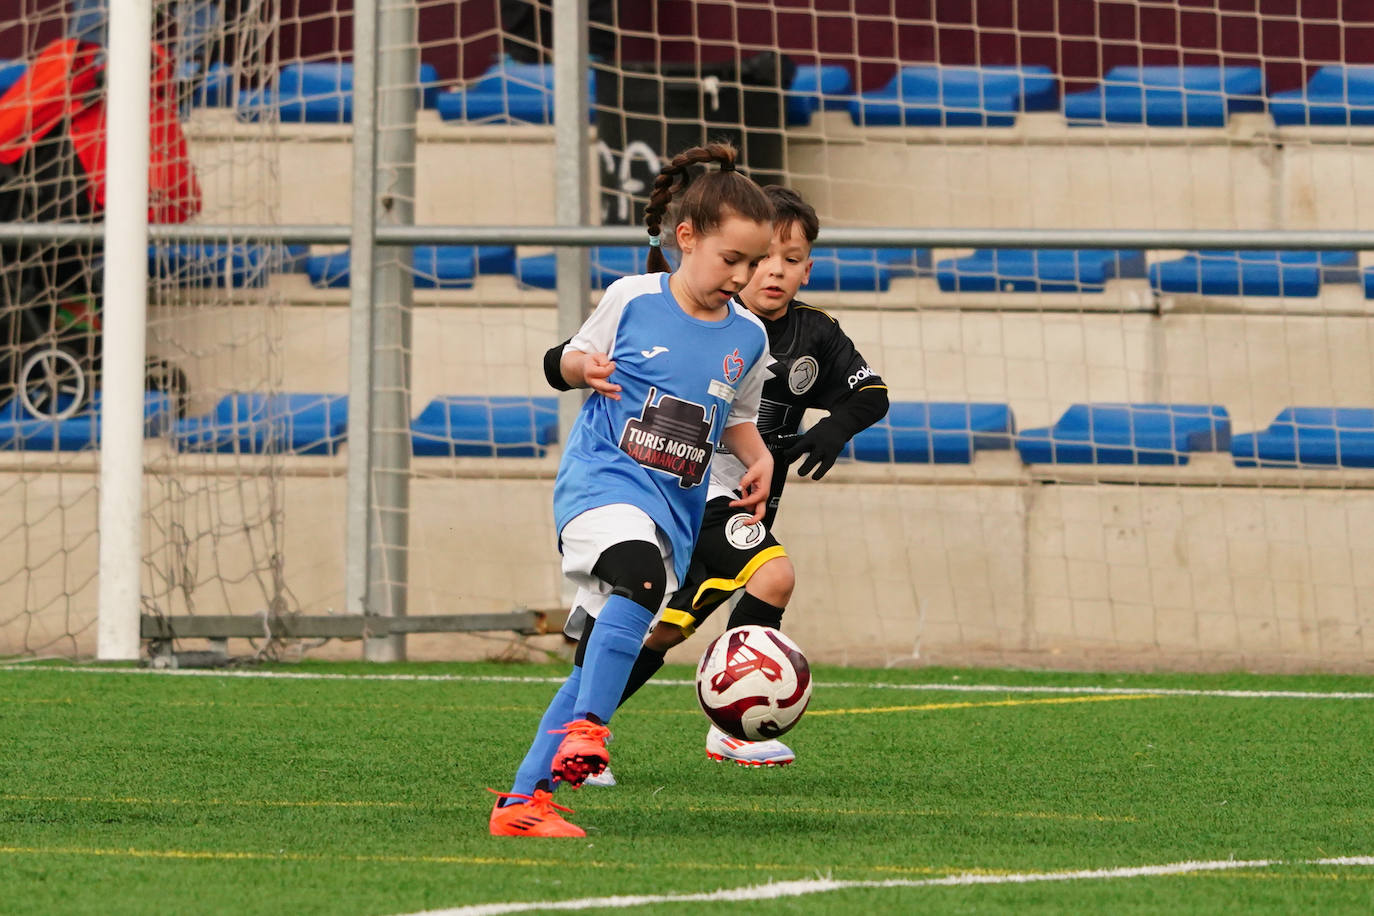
[554,272,771,582]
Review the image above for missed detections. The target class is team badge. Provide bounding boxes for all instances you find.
[724,513,767,550]
[723,349,744,384]
[788,355,819,395]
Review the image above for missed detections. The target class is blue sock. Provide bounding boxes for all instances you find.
[507,665,581,801]
[574,594,654,725]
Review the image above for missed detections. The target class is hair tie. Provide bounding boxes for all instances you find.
[719,158,736,173]
[648,234,662,247]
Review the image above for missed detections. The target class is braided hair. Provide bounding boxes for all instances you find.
[642,143,773,273]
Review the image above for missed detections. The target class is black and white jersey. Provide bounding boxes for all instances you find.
[709,298,885,509]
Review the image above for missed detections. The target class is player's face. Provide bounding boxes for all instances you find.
[740,220,812,320]
[673,213,771,317]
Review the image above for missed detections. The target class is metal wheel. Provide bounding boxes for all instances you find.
[17,343,87,420]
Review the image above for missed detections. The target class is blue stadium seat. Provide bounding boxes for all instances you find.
[238,61,440,123]
[434,60,596,124]
[785,64,853,125]
[849,65,1058,127]
[1016,403,1232,465]
[173,393,348,455]
[0,392,172,451]
[803,247,929,293]
[183,61,235,108]
[1150,250,1359,298]
[149,243,306,288]
[1063,66,1265,127]
[411,396,557,457]
[304,246,515,289]
[516,247,652,290]
[1269,66,1374,126]
[1232,407,1374,468]
[0,58,26,95]
[843,402,1015,463]
[935,249,1145,293]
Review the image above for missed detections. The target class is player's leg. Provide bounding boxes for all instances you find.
[552,506,673,787]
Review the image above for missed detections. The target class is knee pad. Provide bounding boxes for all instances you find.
[591,539,666,610]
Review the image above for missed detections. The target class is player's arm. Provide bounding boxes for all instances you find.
[542,337,621,399]
[784,317,890,480]
[545,281,635,399]
[721,422,772,524]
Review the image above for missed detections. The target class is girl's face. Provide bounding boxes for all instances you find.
[673,213,771,318]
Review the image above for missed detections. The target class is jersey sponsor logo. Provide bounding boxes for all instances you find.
[847,365,875,388]
[723,349,744,384]
[724,512,768,551]
[641,345,669,359]
[707,378,736,403]
[619,387,717,489]
[788,355,819,395]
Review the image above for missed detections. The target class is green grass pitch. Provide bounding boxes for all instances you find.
[3,660,1374,914]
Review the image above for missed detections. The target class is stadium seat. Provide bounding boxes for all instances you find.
[849,65,1058,127]
[0,59,25,95]
[785,64,853,125]
[935,249,1146,293]
[1269,66,1374,126]
[304,246,516,289]
[411,395,558,457]
[173,393,348,455]
[843,401,1016,464]
[1149,250,1359,298]
[238,61,440,123]
[1232,407,1374,468]
[1062,66,1265,127]
[183,60,235,108]
[515,247,653,290]
[434,60,596,124]
[149,243,306,288]
[0,392,172,451]
[1016,403,1232,465]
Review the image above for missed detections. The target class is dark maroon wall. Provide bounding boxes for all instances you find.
[4,0,1373,94]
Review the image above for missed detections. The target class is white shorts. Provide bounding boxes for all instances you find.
[560,503,678,640]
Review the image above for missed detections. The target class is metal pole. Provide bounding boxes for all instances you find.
[344,0,379,642]
[11,223,1374,251]
[553,0,591,447]
[363,0,418,661]
[97,0,151,661]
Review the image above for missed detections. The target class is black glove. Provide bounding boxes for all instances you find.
[782,419,848,480]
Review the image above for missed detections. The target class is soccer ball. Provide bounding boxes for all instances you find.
[696,625,812,741]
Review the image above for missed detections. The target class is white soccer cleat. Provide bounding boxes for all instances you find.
[583,767,617,788]
[705,725,796,767]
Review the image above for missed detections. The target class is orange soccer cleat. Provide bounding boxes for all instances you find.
[487,788,585,837]
[549,718,612,788]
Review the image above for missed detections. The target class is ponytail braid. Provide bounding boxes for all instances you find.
[642,142,770,273]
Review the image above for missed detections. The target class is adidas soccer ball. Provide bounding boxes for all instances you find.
[696,625,812,741]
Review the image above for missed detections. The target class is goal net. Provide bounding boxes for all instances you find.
[2,1,1372,673]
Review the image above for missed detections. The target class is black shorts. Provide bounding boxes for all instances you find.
[660,495,787,636]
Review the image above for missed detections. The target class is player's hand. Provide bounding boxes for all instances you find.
[729,455,772,524]
[582,353,621,399]
[783,419,848,480]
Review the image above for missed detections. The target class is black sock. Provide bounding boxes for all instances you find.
[728,593,785,630]
[618,646,666,706]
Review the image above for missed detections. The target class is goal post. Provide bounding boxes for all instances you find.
[96,0,152,661]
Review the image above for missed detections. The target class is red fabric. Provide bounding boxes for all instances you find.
[0,39,98,164]
[0,38,201,223]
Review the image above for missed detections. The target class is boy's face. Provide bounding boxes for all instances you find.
[741,220,812,320]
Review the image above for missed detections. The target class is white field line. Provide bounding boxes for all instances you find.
[398,856,1374,916]
[2,663,1373,701]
